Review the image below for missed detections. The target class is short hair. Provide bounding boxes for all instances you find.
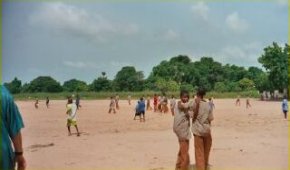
[140,97,144,101]
[67,97,73,104]
[197,87,206,97]
[180,90,189,98]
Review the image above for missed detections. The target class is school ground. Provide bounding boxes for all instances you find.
[17,99,288,170]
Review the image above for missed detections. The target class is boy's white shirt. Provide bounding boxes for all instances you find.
[67,103,77,121]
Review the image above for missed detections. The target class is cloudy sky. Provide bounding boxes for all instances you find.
[2,1,288,84]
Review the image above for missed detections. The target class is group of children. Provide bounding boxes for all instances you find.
[235,96,252,108]
[34,97,50,109]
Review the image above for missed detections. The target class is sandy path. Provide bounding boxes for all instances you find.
[16,99,288,170]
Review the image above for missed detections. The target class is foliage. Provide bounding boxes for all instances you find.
[258,42,288,92]
[114,66,144,91]
[4,77,22,94]
[27,76,63,93]
[63,79,88,92]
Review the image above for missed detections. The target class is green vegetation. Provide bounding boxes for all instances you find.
[4,42,288,99]
[12,90,260,100]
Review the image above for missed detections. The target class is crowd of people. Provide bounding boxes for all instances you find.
[2,84,288,170]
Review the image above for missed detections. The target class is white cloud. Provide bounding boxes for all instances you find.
[217,42,262,66]
[30,2,138,41]
[191,2,209,20]
[163,29,179,40]
[63,61,102,69]
[225,12,249,33]
[277,0,288,6]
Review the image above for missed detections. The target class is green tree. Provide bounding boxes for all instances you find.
[155,78,179,93]
[28,76,63,92]
[238,78,255,90]
[114,66,144,91]
[258,42,288,92]
[214,82,227,92]
[4,77,22,94]
[90,76,112,92]
[63,79,88,92]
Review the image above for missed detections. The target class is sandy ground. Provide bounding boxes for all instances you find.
[16,99,288,170]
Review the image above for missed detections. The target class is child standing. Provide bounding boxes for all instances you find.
[46,96,50,108]
[170,95,176,116]
[282,97,288,119]
[191,88,214,170]
[138,97,146,122]
[76,94,81,110]
[246,98,251,109]
[208,97,215,111]
[115,94,120,110]
[236,96,241,106]
[153,94,158,112]
[66,97,80,136]
[108,96,116,114]
[173,90,191,170]
[35,98,39,109]
[128,95,131,105]
[146,95,152,111]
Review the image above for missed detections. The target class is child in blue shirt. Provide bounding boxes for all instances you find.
[282,97,288,119]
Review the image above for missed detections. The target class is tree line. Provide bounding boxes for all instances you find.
[4,42,289,95]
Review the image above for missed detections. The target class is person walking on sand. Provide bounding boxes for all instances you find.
[137,97,146,122]
[1,85,27,170]
[108,96,116,114]
[236,95,241,106]
[34,98,39,109]
[146,95,152,111]
[246,98,251,109]
[66,97,80,136]
[128,95,131,105]
[282,96,288,119]
[115,94,120,110]
[170,95,176,116]
[208,97,215,111]
[153,94,158,112]
[46,96,50,108]
[173,90,191,170]
[76,94,81,110]
[191,88,214,170]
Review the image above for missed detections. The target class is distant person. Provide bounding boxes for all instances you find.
[170,95,176,116]
[282,97,288,119]
[66,97,80,136]
[137,97,146,122]
[157,95,162,112]
[34,98,39,109]
[191,88,214,170]
[173,90,191,170]
[246,98,251,109]
[1,85,27,170]
[162,96,169,113]
[146,95,152,111]
[76,94,81,110]
[115,94,120,110]
[128,95,131,105]
[153,94,158,112]
[108,96,116,114]
[235,96,241,106]
[209,97,215,111]
[46,96,50,108]
[134,100,141,120]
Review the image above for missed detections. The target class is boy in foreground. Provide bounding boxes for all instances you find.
[173,90,191,170]
[66,97,80,136]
